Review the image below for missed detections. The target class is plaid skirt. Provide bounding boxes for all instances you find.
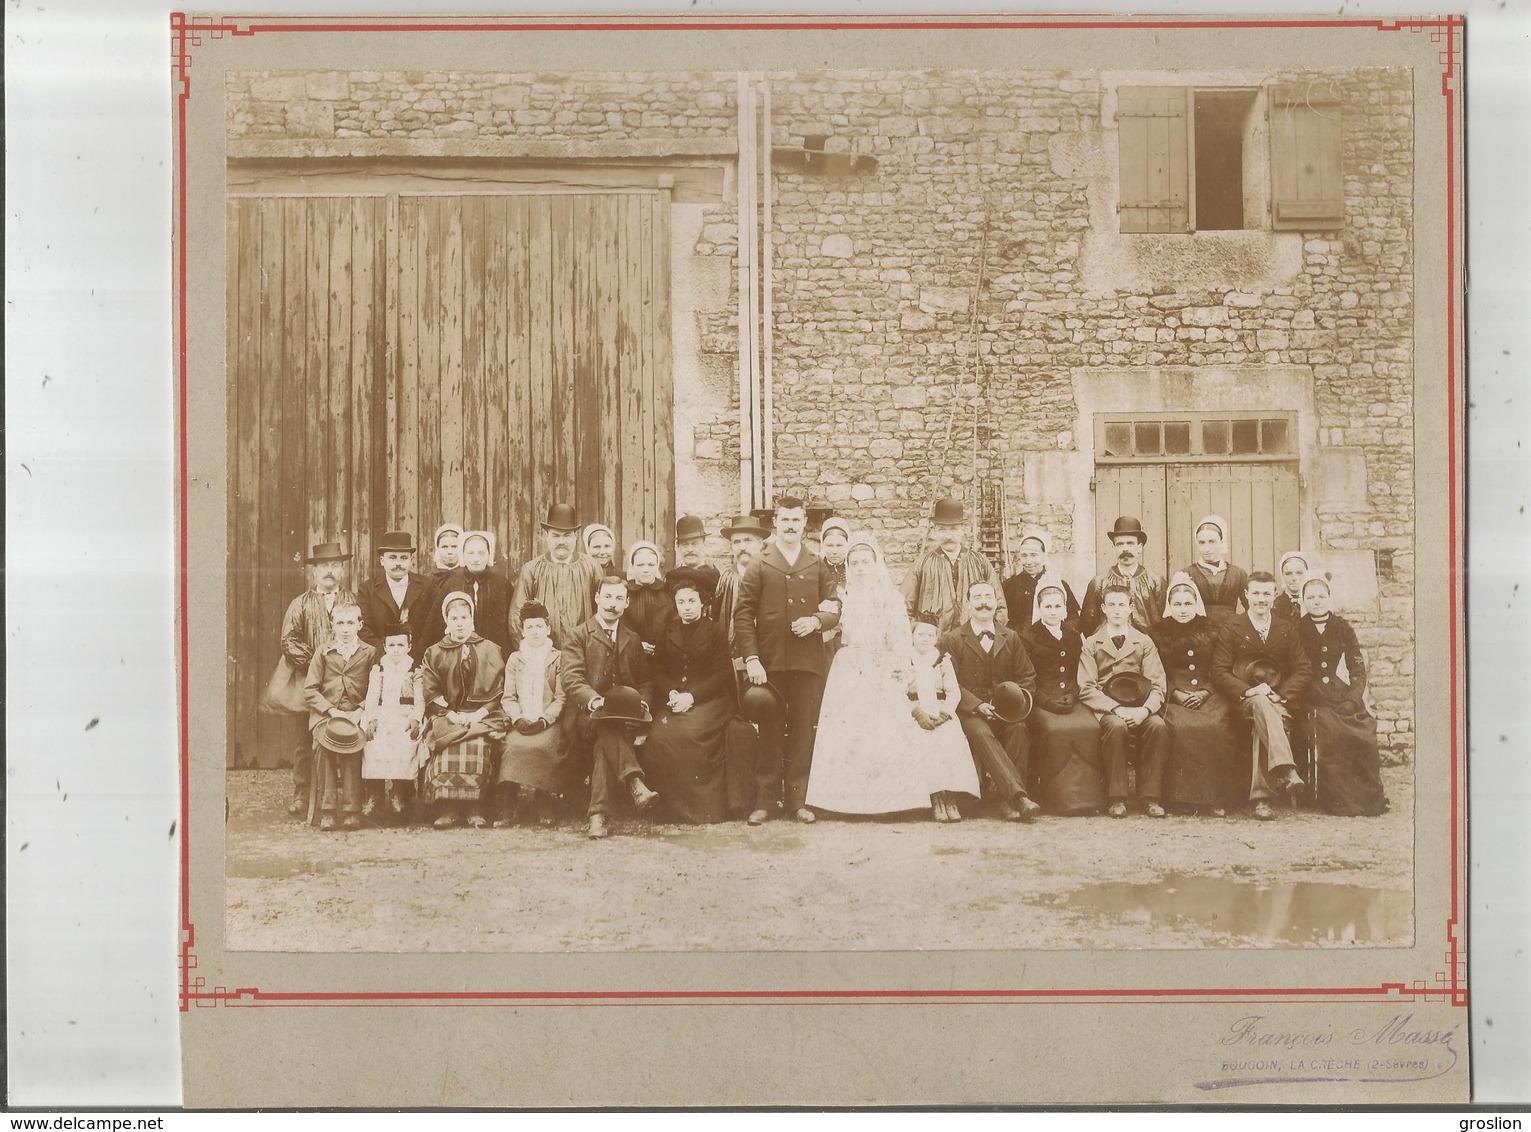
[422,734,497,803]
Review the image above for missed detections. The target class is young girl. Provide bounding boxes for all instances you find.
[494,602,567,827]
[1298,575,1388,816]
[360,623,423,824]
[907,614,982,821]
[818,517,851,658]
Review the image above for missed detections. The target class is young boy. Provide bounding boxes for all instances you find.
[1078,582,1170,818]
[360,623,423,823]
[304,602,377,831]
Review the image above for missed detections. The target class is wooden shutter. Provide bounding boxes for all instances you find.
[1268,82,1345,230]
[1117,86,1193,234]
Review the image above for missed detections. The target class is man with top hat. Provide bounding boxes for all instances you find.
[303,599,376,830]
[901,497,1008,634]
[938,579,1042,821]
[1079,516,1166,637]
[1078,581,1171,817]
[511,502,604,652]
[358,530,432,657]
[712,513,770,647]
[1211,571,1312,820]
[561,573,660,838]
[733,495,841,824]
[264,540,358,817]
[670,513,722,600]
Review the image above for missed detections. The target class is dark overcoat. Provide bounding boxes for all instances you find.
[1211,612,1313,703]
[358,571,433,651]
[732,545,842,676]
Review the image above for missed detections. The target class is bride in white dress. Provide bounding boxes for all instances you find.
[806,531,980,817]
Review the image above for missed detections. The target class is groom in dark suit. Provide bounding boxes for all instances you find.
[939,579,1042,821]
[733,496,842,824]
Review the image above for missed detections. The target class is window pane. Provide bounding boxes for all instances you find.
[1104,422,1132,457]
[1164,421,1192,455]
[1262,418,1290,453]
[1231,419,1260,454]
[1134,422,1162,455]
[1201,419,1230,454]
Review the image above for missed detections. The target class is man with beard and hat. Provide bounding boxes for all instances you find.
[511,503,604,651]
[901,497,1008,633]
[1211,571,1313,820]
[671,513,722,597]
[561,574,660,839]
[261,540,358,817]
[712,513,770,649]
[1079,516,1166,636]
[358,530,431,655]
[734,495,842,824]
[938,579,1042,822]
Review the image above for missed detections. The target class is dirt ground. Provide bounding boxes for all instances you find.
[225,764,1413,952]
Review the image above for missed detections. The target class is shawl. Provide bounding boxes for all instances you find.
[900,546,1006,633]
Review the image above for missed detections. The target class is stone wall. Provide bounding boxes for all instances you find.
[226,66,1415,761]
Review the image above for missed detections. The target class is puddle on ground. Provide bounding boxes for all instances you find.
[1039,873,1411,944]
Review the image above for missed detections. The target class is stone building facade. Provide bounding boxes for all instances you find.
[226,67,1414,762]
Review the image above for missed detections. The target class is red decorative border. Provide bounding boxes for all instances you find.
[175,12,1466,1012]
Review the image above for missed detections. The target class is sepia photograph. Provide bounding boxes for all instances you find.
[218,59,1418,955]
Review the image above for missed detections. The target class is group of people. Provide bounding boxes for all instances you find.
[259,495,1389,839]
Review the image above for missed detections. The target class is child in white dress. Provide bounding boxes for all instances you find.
[361,624,423,824]
[908,614,982,821]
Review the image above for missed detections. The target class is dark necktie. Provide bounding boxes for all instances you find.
[1111,635,1125,651]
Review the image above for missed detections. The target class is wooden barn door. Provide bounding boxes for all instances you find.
[394,191,673,574]
[1165,463,1300,577]
[1093,465,1169,580]
[225,195,390,768]
[227,188,673,767]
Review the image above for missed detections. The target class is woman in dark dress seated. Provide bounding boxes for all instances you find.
[1297,575,1388,816]
[640,567,734,823]
[1151,573,1239,816]
[1020,575,1105,814]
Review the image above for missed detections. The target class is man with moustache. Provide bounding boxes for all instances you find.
[358,530,431,655]
[712,513,770,649]
[1212,571,1312,820]
[511,503,604,650]
[901,497,1008,633]
[561,574,660,839]
[1079,516,1166,636]
[669,513,723,611]
[938,580,1042,822]
[734,496,841,824]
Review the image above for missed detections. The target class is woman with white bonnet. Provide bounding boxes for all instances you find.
[1275,550,1310,621]
[1019,574,1104,814]
[1151,572,1238,815]
[582,522,618,574]
[1001,527,1079,632]
[1180,514,1248,629]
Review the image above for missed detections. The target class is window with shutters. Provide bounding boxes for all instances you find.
[1117,81,1344,234]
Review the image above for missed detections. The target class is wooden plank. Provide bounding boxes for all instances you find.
[461,194,486,544]
[551,194,576,513]
[438,196,465,533]
[654,184,674,551]
[1273,466,1301,574]
[417,196,443,537]
[305,199,329,555]
[396,196,420,539]
[382,194,399,536]
[1251,467,1277,581]
[596,196,622,540]
[528,195,555,532]
[569,195,596,534]
[328,198,353,556]
[256,197,289,768]
[1165,465,1191,573]
[350,196,376,575]
[228,201,253,766]
[639,193,658,542]
[281,196,309,575]
[482,194,510,570]
[506,195,534,559]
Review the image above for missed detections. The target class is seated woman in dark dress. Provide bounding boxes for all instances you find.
[640,567,734,823]
[1151,573,1239,816]
[1298,575,1388,816]
[1020,575,1104,814]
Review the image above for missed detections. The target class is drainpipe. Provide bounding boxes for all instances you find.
[736,74,758,511]
[760,81,775,504]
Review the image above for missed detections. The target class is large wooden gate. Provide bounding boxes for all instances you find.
[226,190,674,767]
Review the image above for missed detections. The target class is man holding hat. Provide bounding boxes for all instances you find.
[901,497,1008,633]
[302,600,376,830]
[1079,581,1170,817]
[561,574,661,839]
[939,579,1042,822]
[511,502,604,651]
[713,513,770,649]
[359,530,431,657]
[1079,516,1166,636]
[264,541,357,817]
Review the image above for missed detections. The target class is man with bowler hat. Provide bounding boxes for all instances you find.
[670,513,722,598]
[512,502,605,651]
[938,579,1042,821]
[733,495,841,824]
[561,574,661,839]
[901,497,1008,633]
[358,530,431,656]
[1079,516,1167,636]
[713,513,770,647]
[263,540,357,817]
